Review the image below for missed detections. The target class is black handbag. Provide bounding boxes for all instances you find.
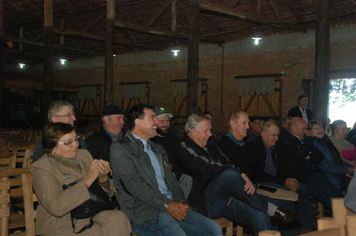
[63,179,117,234]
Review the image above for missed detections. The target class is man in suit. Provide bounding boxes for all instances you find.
[287,95,312,123]
[249,121,317,233]
[277,117,343,210]
[110,104,222,236]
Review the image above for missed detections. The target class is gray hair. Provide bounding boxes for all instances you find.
[185,113,209,133]
[48,100,74,122]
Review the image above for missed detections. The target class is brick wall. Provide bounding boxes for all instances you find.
[6,24,356,133]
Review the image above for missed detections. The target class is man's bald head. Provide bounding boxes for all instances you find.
[289,117,307,140]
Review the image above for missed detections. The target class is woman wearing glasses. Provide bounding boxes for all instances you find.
[30,123,131,235]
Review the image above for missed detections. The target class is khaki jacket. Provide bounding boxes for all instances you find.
[31,149,115,235]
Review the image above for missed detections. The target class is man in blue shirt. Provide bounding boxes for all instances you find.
[86,104,125,162]
[110,104,222,236]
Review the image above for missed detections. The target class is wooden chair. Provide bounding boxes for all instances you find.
[0,155,16,169]
[260,198,356,236]
[22,173,37,236]
[0,168,30,235]
[7,145,35,168]
[259,231,281,236]
[0,177,10,236]
[214,217,233,236]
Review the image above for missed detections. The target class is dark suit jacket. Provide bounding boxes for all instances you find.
[276,132,314,184]
[248,136,286,186]
[287,105,313,121]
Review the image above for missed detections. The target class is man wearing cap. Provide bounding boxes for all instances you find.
[86,104,125,162]
[32,100,87,163]
[151,106,182,164]
[246,116,262,143]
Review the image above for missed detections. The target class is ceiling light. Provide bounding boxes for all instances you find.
[113,54,116,57]
[19,63,25,68]
[171,49,180,56]
[252,37,262,45]
[60,59,67,65]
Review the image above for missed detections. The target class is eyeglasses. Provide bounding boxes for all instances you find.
[55,112,75,118]
[58,136,80,146]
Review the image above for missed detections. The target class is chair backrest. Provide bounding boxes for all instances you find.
[0,155,16,169]
[22,173,37,236]
[7,145,35,168]
[0,177,10,236]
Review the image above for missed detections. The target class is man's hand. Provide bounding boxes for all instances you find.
[165,202,188,221]
[241,173,255,195]
[284,178,299,192]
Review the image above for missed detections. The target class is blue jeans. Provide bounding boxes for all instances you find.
[204,169,296,235]
[307,173,344,210]
[132,209,223,236]
[260,182,317,230]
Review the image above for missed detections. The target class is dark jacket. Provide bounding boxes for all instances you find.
[86,125,114,162]
[110,130,185,228]
[248,136,286,185]
[276,132,323,184]
[287,105,313,121]
[218,135,252,173]
[174,134,237,215]
[151,129,182,165]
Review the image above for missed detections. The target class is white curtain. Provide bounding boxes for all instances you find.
[173,81,202,97]
[122,84,146,99]
[78,86,97,100]
[237,77,275,96]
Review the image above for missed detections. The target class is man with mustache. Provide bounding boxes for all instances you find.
[86,104,125,162]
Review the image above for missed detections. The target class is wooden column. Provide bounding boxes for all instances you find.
[187,0,200,116]
[43,0,53,125]
[0,0,5,126]
[313,0,331,126]
[104,0,115,105]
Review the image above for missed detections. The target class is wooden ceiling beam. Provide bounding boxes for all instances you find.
[267,0,282,21]
[115,20,179,37]
[53,28,165,51]
[145,0,173,27]
[4,35,102,55]
[83,12,105,32]
[7,1,35,21]
[199,0,307,33]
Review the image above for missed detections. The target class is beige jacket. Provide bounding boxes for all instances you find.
[31,149,115,235]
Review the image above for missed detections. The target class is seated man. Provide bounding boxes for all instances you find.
[86,104,125,162]
[174,113,300,236]
[151,106,182,165]
[248,121,317,233]
[32,100,86,163]
[277,117,344,210]
[110,104,222,236]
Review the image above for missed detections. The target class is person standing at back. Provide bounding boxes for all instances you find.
[287,95,312,124]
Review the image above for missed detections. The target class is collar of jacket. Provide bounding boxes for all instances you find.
[124,130,158,152]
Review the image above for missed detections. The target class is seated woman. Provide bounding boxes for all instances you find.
[309,120,353,191]
[31,123,131,235]
[329,120,355,161]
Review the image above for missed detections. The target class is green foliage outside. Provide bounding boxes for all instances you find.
[329,78,356,106]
